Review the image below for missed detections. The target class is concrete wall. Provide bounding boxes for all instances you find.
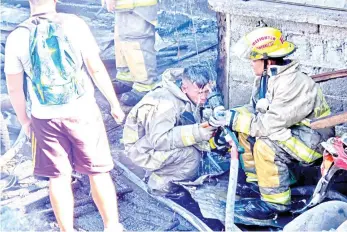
[210,0,347,134]
[159,0,215,18]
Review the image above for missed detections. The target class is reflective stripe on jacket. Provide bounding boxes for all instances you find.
[116,0,157,9]
[249,60,331,141]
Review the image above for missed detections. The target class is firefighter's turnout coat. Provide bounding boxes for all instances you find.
[233,60,334,205]
[123,68,208,192]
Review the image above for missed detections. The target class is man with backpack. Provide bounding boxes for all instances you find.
[5,0,124,231]
[102,0,158,106]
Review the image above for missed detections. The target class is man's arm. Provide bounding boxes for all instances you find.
[146,101,214,151]
[6,72,31,135]
[84,54,125,123]
[77,17,125,123]
[4,29,31,136]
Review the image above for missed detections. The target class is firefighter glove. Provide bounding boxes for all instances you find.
[209,106,233,127]
[210,106,254,135]
[198,124,216,141]
[209,128,229,154]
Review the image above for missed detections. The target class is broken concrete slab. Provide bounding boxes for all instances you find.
[283,201,347,231]
[338,220,347,232]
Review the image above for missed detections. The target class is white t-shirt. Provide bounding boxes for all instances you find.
[4,13,100,119]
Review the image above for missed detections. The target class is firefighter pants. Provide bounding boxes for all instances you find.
[114,6,157,92]
[238,126,326,205]
[127,145,201,193]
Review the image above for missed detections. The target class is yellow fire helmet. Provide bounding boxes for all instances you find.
[232,27,296,60]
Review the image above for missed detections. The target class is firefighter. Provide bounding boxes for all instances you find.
[102,0,158,106]
[210,27,335,220]
[123,65,216,196]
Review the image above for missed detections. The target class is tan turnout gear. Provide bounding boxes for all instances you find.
[123,68,210,192]
[114,2,158,92]
[115,0,157,9]
[235,60,334,205]
[242,61,332,140]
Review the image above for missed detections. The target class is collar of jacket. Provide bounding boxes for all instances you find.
[268,60,299,78]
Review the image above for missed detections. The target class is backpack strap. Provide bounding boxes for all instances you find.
[16,18,36,31]
[16,12,58,31]
[15,19,37,102]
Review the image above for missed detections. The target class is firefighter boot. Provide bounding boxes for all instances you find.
[234,198,291,220]
[236,181,260,198]
[120,89,147,106]
[112,79,132,95]
[148,186,189,200]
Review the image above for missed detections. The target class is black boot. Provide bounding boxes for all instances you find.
[148,186,188,200]
[236,182,260,198]
[112,80,132,94]
[234,198,290,220]
[120,89,147,106]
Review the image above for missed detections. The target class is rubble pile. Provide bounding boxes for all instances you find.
[1,0,347,231]
[0,0,219,231]
[0,160,196,231]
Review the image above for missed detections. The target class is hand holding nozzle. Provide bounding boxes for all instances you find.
[198,122,217,141]
[206,89,234,128]
[206,90,244,154]
[206,89,228,127]
[209,106,230,127]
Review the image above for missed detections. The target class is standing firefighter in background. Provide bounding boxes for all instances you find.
[102,0,158,106]
[123,66,216,196]
[210,27,334,220]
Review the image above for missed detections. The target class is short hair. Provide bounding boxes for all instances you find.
[182,65,210,88]
[267,57,287,66]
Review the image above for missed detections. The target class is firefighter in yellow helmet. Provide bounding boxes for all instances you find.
[210,27,335,220]
[102,0,158,106]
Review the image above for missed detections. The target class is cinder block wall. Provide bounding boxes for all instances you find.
[210,0,347,134]
[160,0,215,17]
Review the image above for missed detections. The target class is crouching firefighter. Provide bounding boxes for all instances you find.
[210,27,335,220]
[123,66,216,196]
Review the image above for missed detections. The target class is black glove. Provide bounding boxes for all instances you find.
[209,128,229,154]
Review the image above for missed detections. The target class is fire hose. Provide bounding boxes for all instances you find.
[207,90,244,231]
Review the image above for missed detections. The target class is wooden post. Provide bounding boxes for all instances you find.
[311,112,347,129]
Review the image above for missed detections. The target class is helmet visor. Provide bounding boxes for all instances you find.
[232,36,252,61]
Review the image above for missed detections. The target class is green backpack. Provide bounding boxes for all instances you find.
[18,14,85,105]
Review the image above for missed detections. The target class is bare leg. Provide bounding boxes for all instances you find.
[89,172,122,231]
[49,176,74,232]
